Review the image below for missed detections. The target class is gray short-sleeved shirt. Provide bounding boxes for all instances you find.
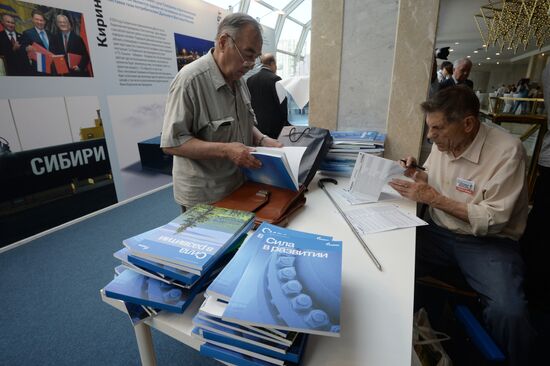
[161,49,256,207]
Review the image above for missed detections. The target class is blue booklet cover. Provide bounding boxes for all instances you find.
[207,223,332,302]
[104,268,194,313]
[199,323,308,363]
[194,315,290,355]
[222,232,342,337]
[126,234,246,287]
[200,342,282,366]
[127,252,199,286]
[192,328,286,366]
[242,152,299,191]
[123,205,254,273]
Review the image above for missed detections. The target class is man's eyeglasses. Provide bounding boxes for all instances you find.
[226,34,258,68]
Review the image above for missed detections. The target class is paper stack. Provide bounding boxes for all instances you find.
[320,130,386,177]
[193,222,342,365]
[101,204,254,323]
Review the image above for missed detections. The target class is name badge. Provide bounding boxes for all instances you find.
[456,177,475,194]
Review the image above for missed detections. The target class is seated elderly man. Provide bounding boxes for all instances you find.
[389,86,535,366]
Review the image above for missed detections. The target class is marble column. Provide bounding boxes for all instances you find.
[309,0,344,130]
[310,0,440,161]
[384,0,439,160]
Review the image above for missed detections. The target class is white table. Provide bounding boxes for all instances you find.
[102,175,417,366]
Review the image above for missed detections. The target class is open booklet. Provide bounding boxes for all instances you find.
[242,146,307,191]
[343,153,406,203]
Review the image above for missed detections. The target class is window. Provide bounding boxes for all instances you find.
[248,1,279,29]
[278,18,302,53]
[289,0,311,24]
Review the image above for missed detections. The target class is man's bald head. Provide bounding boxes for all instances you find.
[260,53,276,73]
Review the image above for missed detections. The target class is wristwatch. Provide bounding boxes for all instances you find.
[258,135,267,146]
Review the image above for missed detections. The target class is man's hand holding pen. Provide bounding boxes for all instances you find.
[389,156,440,205]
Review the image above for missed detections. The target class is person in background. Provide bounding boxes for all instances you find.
[246,53,289,139]
[389,86,535,366]
[51,14,90,77]
[496,84,508,97]
[0,13,31,76]
[438,58,473,90]
[160,13,281,212]
[436,60,453,82]
[512,78,530,114]
[21,9,52,75]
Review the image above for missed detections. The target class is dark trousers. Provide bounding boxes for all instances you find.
[416,223,536,366]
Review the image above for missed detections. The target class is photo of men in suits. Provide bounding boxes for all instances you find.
[50,14,90,77]
[0,13,31,75]
[20,9,52,75]
[0,1,93,78]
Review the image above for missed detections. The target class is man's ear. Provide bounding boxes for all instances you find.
[463,115,477,133]
[218,33,229,52]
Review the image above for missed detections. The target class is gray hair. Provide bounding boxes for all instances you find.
[454,57,472,69]
[56,14,69,23]
[216,12,262,41]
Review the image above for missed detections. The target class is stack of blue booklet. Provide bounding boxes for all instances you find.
[320,130,386,177]
[102,204,255,317]
[193,222,342,365]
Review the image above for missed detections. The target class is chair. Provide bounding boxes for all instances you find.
[491,114,548,201]
[416,271,506,364]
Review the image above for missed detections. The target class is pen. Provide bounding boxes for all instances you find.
[400,159,426,171]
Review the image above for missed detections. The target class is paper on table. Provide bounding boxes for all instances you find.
[345,204,428,234]
[347,153,406,202]
[336,184,402,205]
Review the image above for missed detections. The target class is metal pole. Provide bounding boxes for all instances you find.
[318,178,383,271]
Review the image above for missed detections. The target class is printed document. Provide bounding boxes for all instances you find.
[344,153,406,203]
[345,204,428,234]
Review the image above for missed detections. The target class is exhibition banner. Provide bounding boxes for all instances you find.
[1,0,226,202]
[0,0,234,244]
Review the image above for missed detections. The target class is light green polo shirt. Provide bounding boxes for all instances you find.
[161,49,256,207]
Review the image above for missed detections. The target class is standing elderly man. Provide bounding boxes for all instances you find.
[51,14,90,76]
[439,58,473,90]
[389,86,535,365]
[246,53,289,139]
[161,13,281,211]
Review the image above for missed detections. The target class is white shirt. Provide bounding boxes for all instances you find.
[424,123,528,240]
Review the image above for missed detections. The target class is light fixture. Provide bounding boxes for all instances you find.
[449,48,454,52]
[496,52,500,55]
[478,63,482,65]
[455,42,460,45]
[474,50,479,53]
[467,55,471,58]
[486,57,491,60]
[474,1,550,53]
[497,61,500,64]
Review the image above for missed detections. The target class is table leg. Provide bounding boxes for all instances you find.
[134,322,157,366]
